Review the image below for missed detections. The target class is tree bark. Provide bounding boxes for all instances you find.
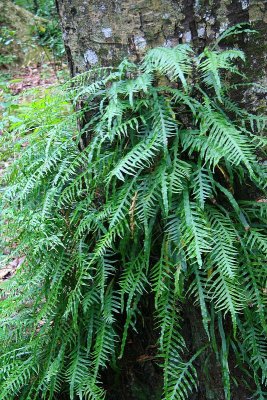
[56,0,266,79]
[56,1,267,398]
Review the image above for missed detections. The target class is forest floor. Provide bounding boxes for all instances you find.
[0,61,67,283]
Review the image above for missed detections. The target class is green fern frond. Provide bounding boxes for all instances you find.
[66,343,90,399]
[188,264,210,338]
[198,48,245,100]
[198,100,256,173]
[143,44,193,88]
[207,270,247,332]
[191,163,214,208]
[181,192,213,267]
[207,207,239,278]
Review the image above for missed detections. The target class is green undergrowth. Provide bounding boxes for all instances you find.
[0,25,266,400]
[0,82,66,145]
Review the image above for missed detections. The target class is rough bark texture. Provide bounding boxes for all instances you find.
[56,0,266,115]
[56,0,266,80]
[55,1,266,399]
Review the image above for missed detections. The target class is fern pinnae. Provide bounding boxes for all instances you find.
[207,269,247,334]
[244,229,267,255]
[119,252,148,311]
[142,44,193,89]
[150,237,172,310]
[182,190,213,267]
[239,239,267,333]
[199,101,256,174]
[109,141,159,180]
[218,313,231,400]
[187,263,210,338]
[191,161,214,209]
[152,90,177,151]
[206,206,239,278]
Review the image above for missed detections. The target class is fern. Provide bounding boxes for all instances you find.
[0,26,266,399]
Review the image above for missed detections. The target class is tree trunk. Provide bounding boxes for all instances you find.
[56,0,266,79]
[55,1,266,398]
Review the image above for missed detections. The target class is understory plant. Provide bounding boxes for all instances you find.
[0,25,266,399]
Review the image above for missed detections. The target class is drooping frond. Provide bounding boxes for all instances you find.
[142,44,193,88]
[180,191,213,267]
[207,270,247,332]
[206,207,239,278]
[198,48,245,101]
[197,100,256,173]
[191,163,214,209]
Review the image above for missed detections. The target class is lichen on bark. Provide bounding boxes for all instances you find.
[56,0,266,97]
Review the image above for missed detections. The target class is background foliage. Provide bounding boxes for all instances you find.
[13,0,57,17]
[0,0,64,68]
